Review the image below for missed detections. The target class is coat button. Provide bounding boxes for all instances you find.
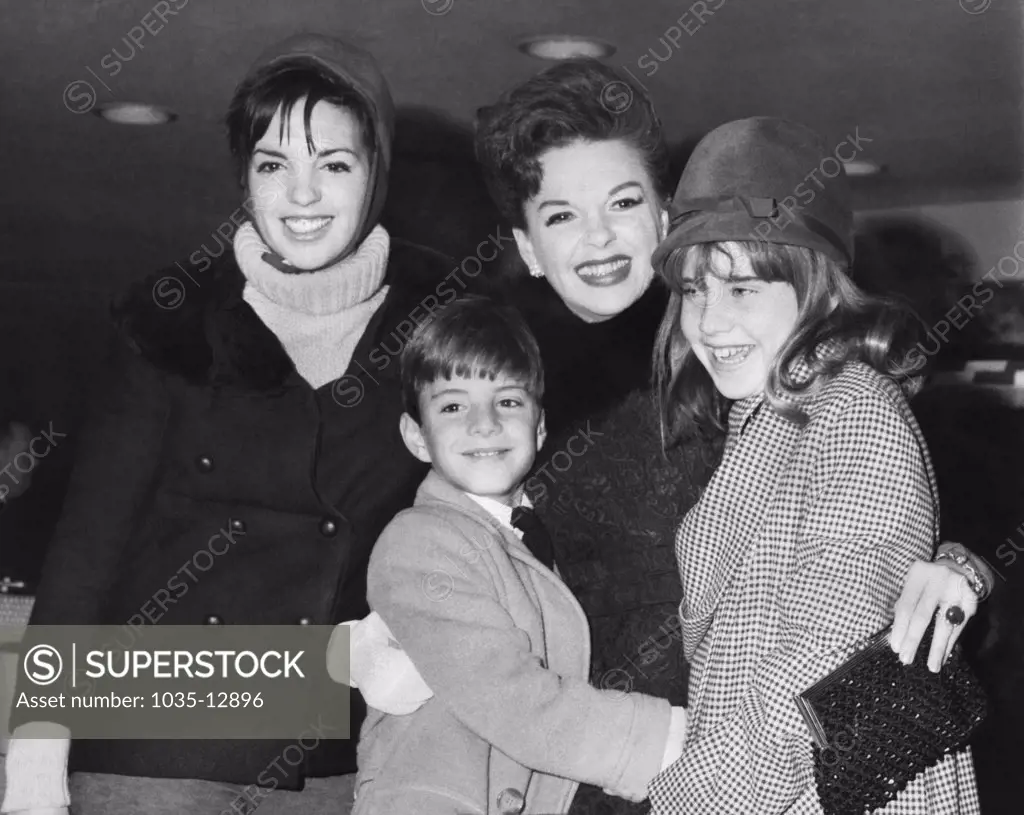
[297,616,312,626]
[195,455,214,473]
[204,614,223,625]
[228,518,246,534]
[319,518,338,537]
[496,788,525,814]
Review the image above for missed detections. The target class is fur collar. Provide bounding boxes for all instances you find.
[113,239,452,391]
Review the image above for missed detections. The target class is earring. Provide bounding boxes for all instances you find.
[528,262,545,278]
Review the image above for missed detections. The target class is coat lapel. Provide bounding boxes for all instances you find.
[415,471,592,676]
[677,401,800,659]
[678,346,848,657]
[416,472,534,562]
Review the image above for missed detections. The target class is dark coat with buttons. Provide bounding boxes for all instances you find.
[15,238,453,788]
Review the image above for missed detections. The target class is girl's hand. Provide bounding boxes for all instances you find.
[890,558,979,672]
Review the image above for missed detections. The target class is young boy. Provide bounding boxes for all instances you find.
[351,296,685,815]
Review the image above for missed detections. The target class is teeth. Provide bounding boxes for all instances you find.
[467,450,504,457]
[284,217,332,234]
[578,258,629,277]
[710,346,752,362]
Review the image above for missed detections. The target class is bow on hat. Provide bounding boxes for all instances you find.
[664,193,852,268]
[652,117,856,271]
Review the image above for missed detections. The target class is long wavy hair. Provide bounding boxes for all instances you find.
[653,240,920,446]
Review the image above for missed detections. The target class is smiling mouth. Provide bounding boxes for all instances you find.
[575,256,631,286]
[706,345,754,367]
[463,448,510,458]
[282,216,333,237]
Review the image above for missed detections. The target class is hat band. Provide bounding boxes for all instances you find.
[670,195,849,263]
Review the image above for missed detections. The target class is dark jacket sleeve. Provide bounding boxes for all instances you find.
[28,336,170,626]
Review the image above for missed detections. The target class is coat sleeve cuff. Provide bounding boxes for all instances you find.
[605,693,672,802]
[1,728,71,812]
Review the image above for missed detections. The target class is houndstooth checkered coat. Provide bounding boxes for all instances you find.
[649,358,980,814]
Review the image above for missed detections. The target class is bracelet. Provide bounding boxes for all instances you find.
[935,547,991,601]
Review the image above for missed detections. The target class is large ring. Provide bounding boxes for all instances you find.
[945,605,966,626]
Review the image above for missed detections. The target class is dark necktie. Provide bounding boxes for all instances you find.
[510,506,555,571]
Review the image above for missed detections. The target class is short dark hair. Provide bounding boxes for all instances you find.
[401,296,544,423]
[225,58,375,187]
[474,58,671,229]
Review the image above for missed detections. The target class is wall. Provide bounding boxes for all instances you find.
[855,197,1024,350]
[857,198,1024,281]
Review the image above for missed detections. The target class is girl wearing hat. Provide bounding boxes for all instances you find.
[475,60,990,814]
[648,117,980,812]
[2,33,452,815]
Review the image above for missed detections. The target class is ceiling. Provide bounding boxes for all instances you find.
[1,0,1022,292]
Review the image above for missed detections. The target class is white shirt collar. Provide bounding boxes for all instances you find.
[465,491,532,537]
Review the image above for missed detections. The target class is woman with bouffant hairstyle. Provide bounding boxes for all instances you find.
[475,59,991,815]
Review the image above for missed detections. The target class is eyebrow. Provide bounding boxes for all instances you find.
[253,147,359,160]
[428,388,468,400]
[537,181,644,211]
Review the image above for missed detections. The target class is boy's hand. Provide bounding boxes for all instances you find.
[327,613,434,715]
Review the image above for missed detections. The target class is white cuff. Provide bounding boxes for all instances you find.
[1,729,71,813]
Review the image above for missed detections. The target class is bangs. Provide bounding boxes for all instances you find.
[660,241,794,294]
[400,297,546,422]
[228,60,374,177]
[422,348,542,398]
[249,87,371,156]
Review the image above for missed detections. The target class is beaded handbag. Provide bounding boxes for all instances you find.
[794,620,987,815]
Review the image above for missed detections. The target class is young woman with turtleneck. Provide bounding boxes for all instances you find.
[2,33,452,815]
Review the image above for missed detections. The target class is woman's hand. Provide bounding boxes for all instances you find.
[890,557,980,672]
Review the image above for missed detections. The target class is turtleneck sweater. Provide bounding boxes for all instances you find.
[234,221,391,389]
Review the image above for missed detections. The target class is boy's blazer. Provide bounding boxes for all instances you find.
[354,470,670,815]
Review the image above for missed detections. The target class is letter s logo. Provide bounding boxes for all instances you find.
[24,644,63,686]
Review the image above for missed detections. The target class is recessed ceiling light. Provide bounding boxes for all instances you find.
[842,159,882,177]
[93,102,176,125]
[517,35,615,61]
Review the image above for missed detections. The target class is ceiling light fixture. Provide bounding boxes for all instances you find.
[842,159,883,177]
[517,35,615,61]
[93,102,177,125]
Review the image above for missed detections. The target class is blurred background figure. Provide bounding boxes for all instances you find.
[0,421,34,504]
[0,389,75,590]
[854,216,1002,363]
